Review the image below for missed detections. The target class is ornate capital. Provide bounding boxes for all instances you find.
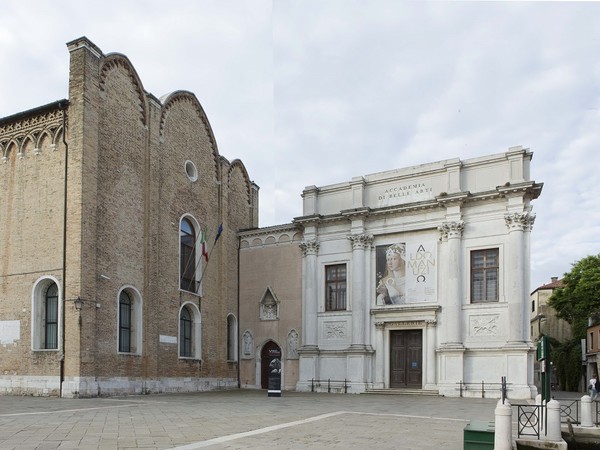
[426,319,437,327]
[438,220,465,240]
[299,239,319,256]
[374,321,386,330]
[504,212,536,232]
[347,233,374,250]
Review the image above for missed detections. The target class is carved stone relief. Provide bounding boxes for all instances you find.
[469,315,500,337]
[242,330,253,358]
[324,321,347,339]
[259,287,279,321]
[287,329,299,359]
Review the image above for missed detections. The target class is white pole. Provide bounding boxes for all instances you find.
[581,395,593,427]
[545,399,562,441]
[494,399,512,450]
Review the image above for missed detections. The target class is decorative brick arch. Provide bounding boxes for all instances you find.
[99,53,148,126]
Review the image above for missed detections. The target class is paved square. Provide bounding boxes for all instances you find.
[0,390,502,449]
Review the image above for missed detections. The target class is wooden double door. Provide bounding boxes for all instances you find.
[390,330,423,388]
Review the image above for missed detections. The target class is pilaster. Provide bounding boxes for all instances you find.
[348,233,373,350]
[438,220,464,346]
[504,212,536,345]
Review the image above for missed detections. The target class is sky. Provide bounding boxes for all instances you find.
[1,0,599,291]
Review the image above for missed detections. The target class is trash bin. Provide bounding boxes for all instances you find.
[464,421,495,450]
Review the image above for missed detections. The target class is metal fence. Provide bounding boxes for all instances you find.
[513,404,544,439]
[514,396,600,439]
[310,378,349,393]
[457,380,509,399]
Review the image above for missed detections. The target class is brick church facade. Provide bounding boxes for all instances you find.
[0,37,257,397]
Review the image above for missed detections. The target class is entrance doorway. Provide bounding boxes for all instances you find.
[390,330,422,388]
[260,341,281,389]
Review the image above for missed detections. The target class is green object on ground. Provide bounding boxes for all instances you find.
[464,421,495,450]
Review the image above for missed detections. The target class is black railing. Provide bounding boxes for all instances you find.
[310,378,349,393]
[513,404,544,439]
[457,380,509,398]
[555,399,580,425]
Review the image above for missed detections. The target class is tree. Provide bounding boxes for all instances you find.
[548,253,600,339]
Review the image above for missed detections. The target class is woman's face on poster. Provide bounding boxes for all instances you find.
[386,252,403,271]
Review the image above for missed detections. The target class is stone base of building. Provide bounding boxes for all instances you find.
[66,376,238,398]
[0,375,61,396]
[0,375,237,397]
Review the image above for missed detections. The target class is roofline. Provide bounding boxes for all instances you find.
[0,99,69,126]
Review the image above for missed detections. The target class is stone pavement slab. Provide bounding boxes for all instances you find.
[0,390,500,449]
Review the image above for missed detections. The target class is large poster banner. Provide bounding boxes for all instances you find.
[375,241,437,305]
[405,242,437,303]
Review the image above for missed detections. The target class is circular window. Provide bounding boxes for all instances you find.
[185,160,198,182]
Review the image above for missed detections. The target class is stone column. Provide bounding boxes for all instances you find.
[300,239,319,349]
[348,234,373,349]
[374,322,385,388]
[438,221,464,345]
[504,212,535,343]
[425,320,437,387]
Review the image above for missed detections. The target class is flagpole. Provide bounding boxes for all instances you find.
[196,224,223,291]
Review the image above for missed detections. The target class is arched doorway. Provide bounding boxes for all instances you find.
[260,340,281,389]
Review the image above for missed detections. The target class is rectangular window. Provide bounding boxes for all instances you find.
[591,332,595,351]
[325,264,346,311]
[531,300,535,313]
[471,248,499,303]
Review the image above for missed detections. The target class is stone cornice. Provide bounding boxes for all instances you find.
[292,214,323,226]
[435,191,470,206]
[340,207,371,220]
[497,181,543,200]
[238,223,299,238]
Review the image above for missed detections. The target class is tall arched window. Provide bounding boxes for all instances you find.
[180,218,197,292]
[32,277,61,351]
[180,306,193,357]
[179,302,201,359]
[119,291,132,353]
[44,283,58,349]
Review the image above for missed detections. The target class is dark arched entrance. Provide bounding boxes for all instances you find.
[260,340,281,389]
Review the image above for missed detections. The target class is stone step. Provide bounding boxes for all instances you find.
[363,388,442,397]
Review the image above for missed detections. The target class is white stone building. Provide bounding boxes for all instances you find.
[288,147,541,398]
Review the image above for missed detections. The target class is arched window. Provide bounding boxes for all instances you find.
[32,277,61,351]
[116,286,143,355]
[44,283,58,349]
[180,217,198,293]
[227,314,237,361]
[180,306,192,357]
[119,291,132,353]
[179,303,201,359]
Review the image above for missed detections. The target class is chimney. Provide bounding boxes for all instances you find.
[551,277,558,283]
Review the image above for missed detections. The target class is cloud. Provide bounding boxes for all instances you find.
[2,0,599,290]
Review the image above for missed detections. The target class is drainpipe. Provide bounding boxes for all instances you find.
[237,235,241,388]
[59,100,68,397]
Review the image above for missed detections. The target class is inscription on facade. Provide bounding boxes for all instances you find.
[378,183,433,200]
